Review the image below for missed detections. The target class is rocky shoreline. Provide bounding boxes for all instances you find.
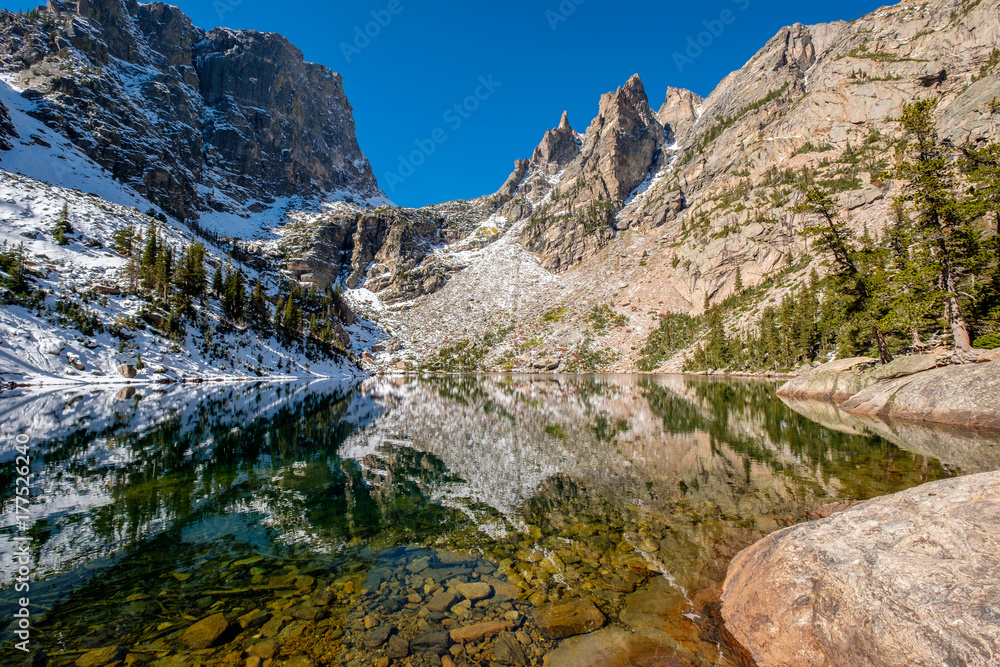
[721,358,1000,666]
[776,352,1000,429]
[721,472,1000,667]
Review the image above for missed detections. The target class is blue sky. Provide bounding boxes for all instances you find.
[2,0,889,207]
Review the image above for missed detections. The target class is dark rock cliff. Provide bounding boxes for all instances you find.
[0,0,380,221]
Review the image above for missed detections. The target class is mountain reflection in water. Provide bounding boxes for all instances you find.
[2,375,995,666]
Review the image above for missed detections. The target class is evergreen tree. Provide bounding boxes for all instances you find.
[156,245,173,301]
[212,266,224,298]
[221,269,246,322]
[175,243,208,300]
[247,280,271,335]
[140,223,159,293]
[1,242,31,300]
[282,295,301,341]
[273,296,285,336]
[961,142,1000,327]
[52,202,72,245]
[112,224,136,257]
[795,180,893,363]
[897,99,980,354]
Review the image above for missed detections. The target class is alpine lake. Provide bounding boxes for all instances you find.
[3,374,1000,667]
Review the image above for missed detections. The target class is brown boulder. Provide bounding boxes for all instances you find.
[450,620,514,644]
[775,357,877,403]
[117,364,138,379]
[76,647,126,667]
[542,627,691,666]
[722,472,1000,667]
[181,613,230,650]
[534,597,605,639]
[839,360,1000,429]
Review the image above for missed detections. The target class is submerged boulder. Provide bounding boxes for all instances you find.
[181,613,230,650]
[722,471,1000,667]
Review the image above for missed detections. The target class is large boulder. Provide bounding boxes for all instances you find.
[181,613,230,650]
[542,627,693,667]
[775,357,877,403]
[722,472,1000,667]
[840,360,1000,429]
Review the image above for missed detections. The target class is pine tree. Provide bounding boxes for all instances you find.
[52,202,72,245]
[897,99,979,354]
[247,281,271,335]
[282,295,301,342]
[961,142,1000,328]
[112,224,136,256]
[273,296,285,337]
[156,245,173,301]
[221,270,246,323]
[140,223,159,293]
[795,180,893,363]
[212,266,224,297]
[175,243,208,300]
[734,267,744,294]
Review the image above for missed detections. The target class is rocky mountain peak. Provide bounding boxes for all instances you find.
[0,0,382,224]
[657,87,702,145]
[572,73,664,204]
[530,110,581,175]
[558,110,572,132]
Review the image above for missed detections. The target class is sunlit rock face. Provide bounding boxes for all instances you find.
[722,471,1000,667]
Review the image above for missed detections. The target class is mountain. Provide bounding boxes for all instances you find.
[0,0,384,225]
[1,0,999,384]
[308,0,1000,373]
[0,0,393,386]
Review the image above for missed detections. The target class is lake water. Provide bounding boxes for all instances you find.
[3,375,999,667]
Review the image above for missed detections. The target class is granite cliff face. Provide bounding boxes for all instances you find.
[319,0,1000,373]
[2,0,999,374]
[0,0,381,221]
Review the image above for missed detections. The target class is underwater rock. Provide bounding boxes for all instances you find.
[535,598,606,640]
[76,646,126,667]
[181,613,230,650]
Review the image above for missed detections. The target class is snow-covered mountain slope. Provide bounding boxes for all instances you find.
[0,378,368,586]
[0,0,387,226]
[0,165,377,385]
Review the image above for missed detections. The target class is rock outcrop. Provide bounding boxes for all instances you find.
[522,74,667,272]
[722,471,1000,667]
[775,357,879,403]
[0,0,380,220]
[777,356,1000,429]
[841,360,1000,429]
[0,98,16,150]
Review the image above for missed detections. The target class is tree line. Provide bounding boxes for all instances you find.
[112,222,353,356]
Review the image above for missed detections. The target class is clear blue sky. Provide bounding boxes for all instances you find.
[2,0,889,207]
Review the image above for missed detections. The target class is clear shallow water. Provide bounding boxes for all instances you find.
[2,375,998,667]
